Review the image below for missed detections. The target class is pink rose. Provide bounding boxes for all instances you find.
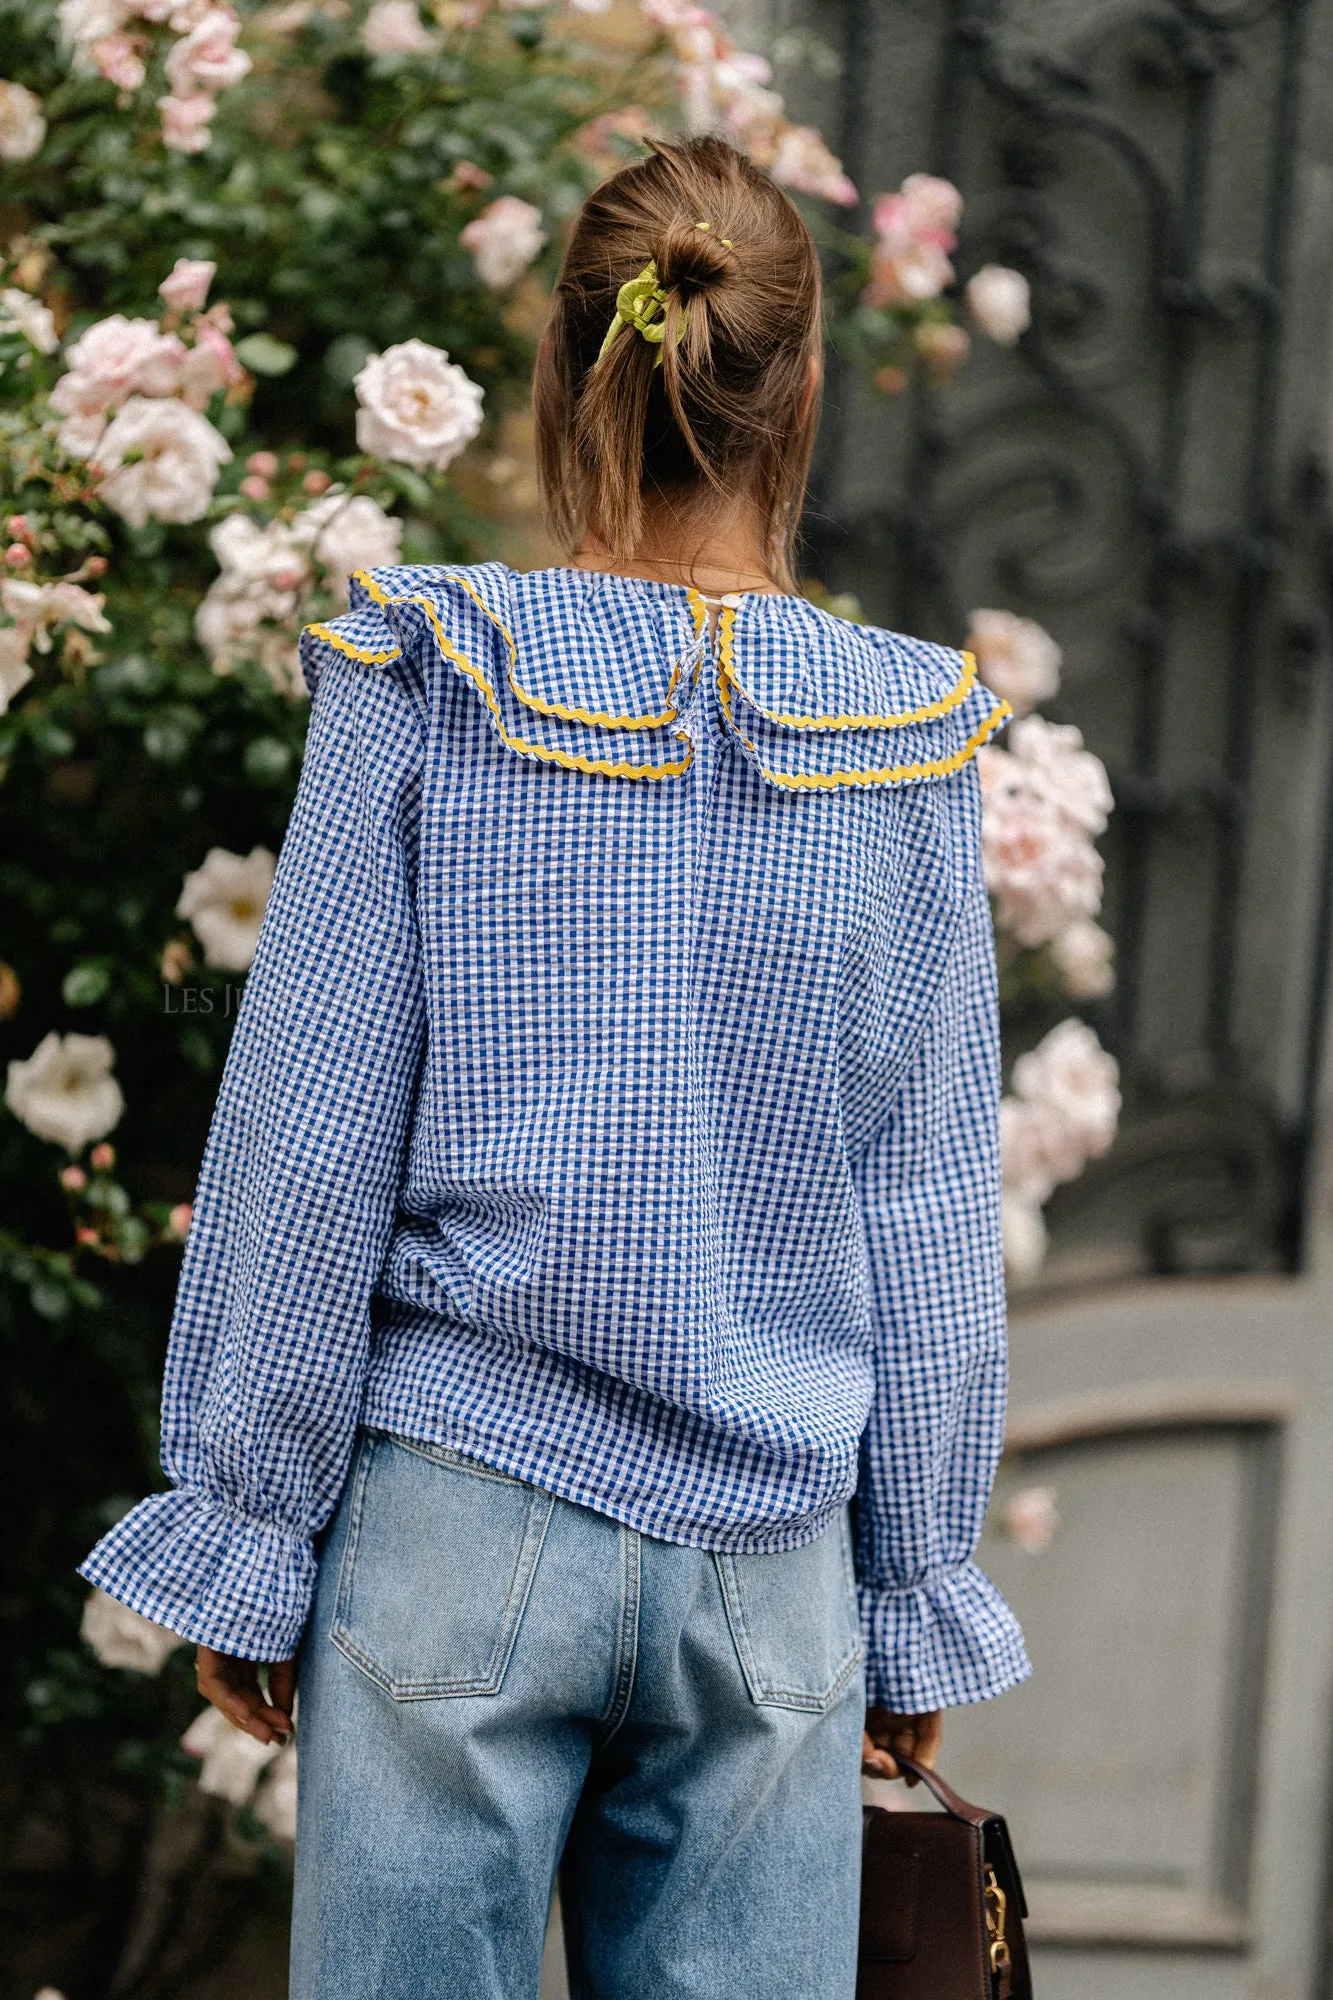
[978,746,1104,948]
[359,0,439,53]
[165,7,252,93]
[179,320,244,407]
[447,159,493,192]
[864,174,963,306]
[1002,1485,1060,1552]
[158,257,216,312]
[767,126,857,207]
[157,91,217,153]
[460,195,545,290]
[91,31,148,88]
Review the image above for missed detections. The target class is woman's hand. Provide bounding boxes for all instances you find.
[196,1645,296,1746]
[862,1706,942,1782]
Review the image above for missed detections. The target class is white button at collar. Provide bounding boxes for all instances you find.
[719,593,743,608]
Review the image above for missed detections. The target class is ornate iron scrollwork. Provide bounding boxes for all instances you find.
[810,0,1331,1279]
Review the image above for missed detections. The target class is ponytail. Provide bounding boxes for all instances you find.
[534,138,822,590]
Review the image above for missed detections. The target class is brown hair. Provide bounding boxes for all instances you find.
[533,137,823,591]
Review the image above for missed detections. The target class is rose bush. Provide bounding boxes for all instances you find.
[0,2,1103,1986]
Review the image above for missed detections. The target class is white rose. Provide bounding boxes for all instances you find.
[966,264,1031,346]
[0,287,59,354]
[360,0,440,53]
[5,1031,125,1152]
[196,514,310,689]
[181,1705,280,1806]
[57,410,109,459]
[1007,715,1113,837]
[52,315,185,415]
[159,257,217,312]
[209,510,307,584]
[196,584,305,695]
[176,844,276,970]
[966,607,1061,717]
[1000,1092,1061,1204]
[978,749,1104,947]
[460,195,545,290]
[299,492,402,601]
[93,396,231,527]
[1000,1188,1047,1281]
[58,0,131,50]
[253,1741,299,1841]
[354,339,484,471]
[0,81,48,162]
[0,626,34,713]
[1010,1017,1120,1165]
[80,1587,186,1672]
[2,578,112,652]
[1050,918,1115,1000]
[165,7,253,93]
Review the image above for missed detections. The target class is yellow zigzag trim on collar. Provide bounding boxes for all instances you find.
[304,620,402,666]
[726,635,980,731]
[352,571,692,781]
[717,606,1011,789]
[444,568,707,732]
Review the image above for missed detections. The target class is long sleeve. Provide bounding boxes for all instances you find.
[853,860,1031,1711]
[79,636,426,1659]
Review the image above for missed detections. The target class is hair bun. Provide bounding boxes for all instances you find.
[654,218,733,296]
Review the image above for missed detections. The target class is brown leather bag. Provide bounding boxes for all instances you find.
[858,1755,1032,2000]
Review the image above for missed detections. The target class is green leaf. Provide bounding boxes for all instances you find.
[62,961,110,1007]
[117,1216,150,1264]
[30,1279,70,1320]
[244,735,292,783]
[233,333,299,377]
[324,333,373,386]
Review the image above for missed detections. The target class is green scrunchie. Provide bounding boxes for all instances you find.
[595,261,686,370]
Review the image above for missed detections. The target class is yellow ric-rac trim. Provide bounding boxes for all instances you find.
[431,568,704,732]
[727,643,980,732]
[305,620,402,666]
[352,573,692,781]
[717,606,1011,788]
[753,696,1012,791]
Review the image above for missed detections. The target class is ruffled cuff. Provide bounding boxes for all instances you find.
[78,1486,318,1661]
[859,1561,1032,1711]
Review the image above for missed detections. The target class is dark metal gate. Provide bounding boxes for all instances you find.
[806,0,1333,1288]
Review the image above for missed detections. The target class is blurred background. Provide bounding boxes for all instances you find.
[2,0,1332,1995]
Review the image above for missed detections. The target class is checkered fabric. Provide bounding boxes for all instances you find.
[80,564,1030,1711]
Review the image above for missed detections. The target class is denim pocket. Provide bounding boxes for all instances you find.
[330,1432,554,1699]
[714,1510,864,1713]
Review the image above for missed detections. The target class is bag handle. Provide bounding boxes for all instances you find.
[890,1752,993,1829]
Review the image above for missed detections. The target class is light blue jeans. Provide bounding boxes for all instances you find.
[290,1429,865,1999]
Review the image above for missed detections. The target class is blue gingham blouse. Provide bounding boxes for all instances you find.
[81,562,1031,1711]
